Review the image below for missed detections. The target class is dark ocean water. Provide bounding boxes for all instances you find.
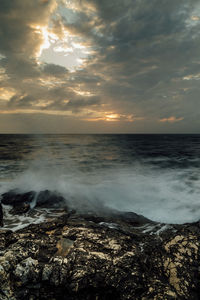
[1,134,200,224]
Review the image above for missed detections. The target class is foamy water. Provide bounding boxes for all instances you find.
[1,134,200,227]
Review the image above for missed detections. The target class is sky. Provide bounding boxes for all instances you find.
[0,0,200,133]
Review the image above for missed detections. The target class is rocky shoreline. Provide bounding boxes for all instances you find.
[0,191,200,299]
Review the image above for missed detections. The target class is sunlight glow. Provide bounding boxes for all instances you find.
[31,24,59,56]
[183,74,200,80]
[83,112,135,122]
[72,42,86,49]
[191,16,200,21]
[105,114,120,121]
[159,116,184,123]
[39,26,91,70]
[34,100,53,107]
[54,46,73,53]
[0,88,15,101]
[73,90,94,96]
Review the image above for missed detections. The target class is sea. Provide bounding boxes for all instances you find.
[1,134,200,229]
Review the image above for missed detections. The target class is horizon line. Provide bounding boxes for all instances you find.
[0,133,199,135]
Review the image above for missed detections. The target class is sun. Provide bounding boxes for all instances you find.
[105,114,119,121]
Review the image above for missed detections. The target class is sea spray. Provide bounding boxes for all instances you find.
[1,159,200,224]
[1,134,200,226]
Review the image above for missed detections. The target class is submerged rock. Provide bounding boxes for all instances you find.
[0,210,200,299]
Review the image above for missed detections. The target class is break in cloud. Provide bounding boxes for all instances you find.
[0,0,200,133]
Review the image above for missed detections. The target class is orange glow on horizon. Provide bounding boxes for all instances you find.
[83,112,135,122]
[105,114,120,121]
[159,116,184,123]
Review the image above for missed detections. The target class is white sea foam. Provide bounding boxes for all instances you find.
[2,205,46,231]
[1,155,200,225]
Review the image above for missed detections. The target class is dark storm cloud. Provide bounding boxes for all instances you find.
[61,0,200,124]
[42,63,68,76]
[0,0,57,56]
[0,57,40,78]
[0,0,200,132]
[8,94,35,108]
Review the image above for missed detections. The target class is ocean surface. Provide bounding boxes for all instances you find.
[1,134,200,226]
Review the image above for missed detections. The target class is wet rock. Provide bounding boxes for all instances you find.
[36,190,66,208]
[110,210,154,226]
[1,190,36,206]
[14,257,40,285]
[10,203,30,215]
[0,212,200,299]
[1,190,67,219]
[0,229,12,249]
[78,210,154,232]
[0,202,3,226]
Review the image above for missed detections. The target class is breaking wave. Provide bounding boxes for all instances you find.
[1,154,200,224]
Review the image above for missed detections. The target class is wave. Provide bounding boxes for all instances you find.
[1,156,200,224]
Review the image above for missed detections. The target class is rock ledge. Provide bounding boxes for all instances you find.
[0,209,200,300]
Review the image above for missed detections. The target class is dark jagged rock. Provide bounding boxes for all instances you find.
[111,211,154,226]
[1,190,67,217]
[1,190,36,206]
[0,202,3,226]
[36,190,66,208]
[0,210,200,300]
[78,208,154,227]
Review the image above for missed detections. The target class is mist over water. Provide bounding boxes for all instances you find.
[1,134,200,224]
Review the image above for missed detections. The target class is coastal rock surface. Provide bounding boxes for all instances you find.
[0,203,3,227]
[0,207,200,300]
[1,190,66,212]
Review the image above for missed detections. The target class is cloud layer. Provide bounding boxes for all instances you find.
[0,0,200,133]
